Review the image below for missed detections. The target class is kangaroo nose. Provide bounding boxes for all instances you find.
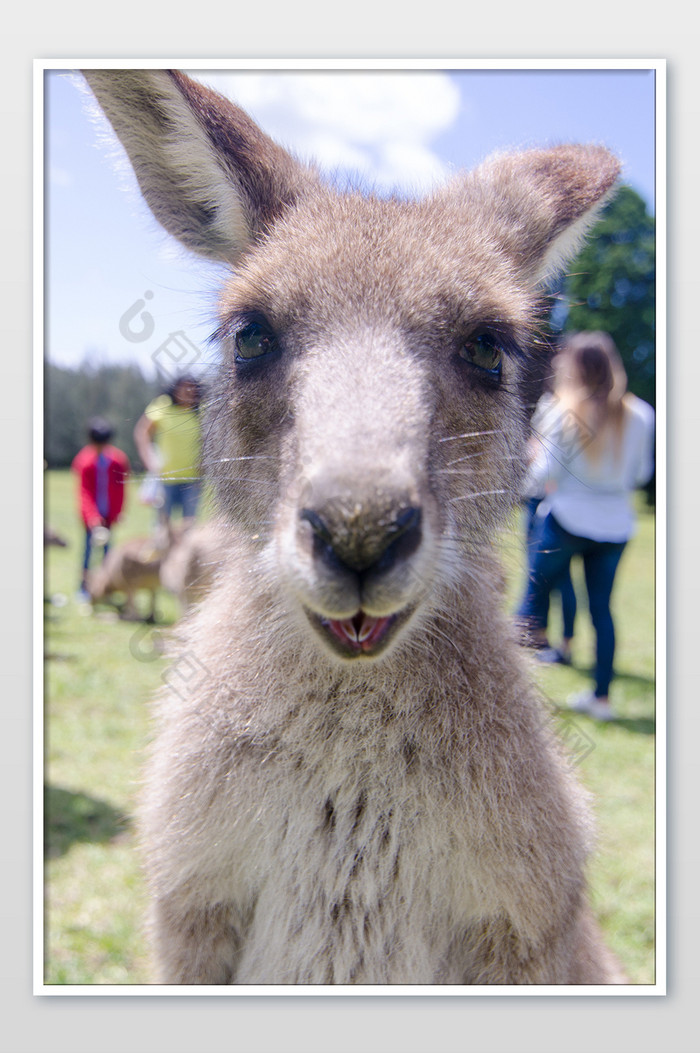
[300,503,422,576]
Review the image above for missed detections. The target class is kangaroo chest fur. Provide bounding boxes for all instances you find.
[230,738,473,985]
[157,695,495,985]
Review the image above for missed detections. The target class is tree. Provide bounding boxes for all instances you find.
[44,359,163,469]
[556,185,656,408]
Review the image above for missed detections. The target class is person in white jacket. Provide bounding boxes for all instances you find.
[517,331,655,720]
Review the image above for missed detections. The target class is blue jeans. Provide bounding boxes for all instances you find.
[519,513,626,697]
[162,481,201,520]
[524,498,577,639]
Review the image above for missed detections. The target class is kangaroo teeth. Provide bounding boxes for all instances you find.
[357,615,378,642]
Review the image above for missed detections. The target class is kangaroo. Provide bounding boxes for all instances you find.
[88,532,167,621]
[158,519,224,613]
[89,521,221,621]
[83,69,625,985]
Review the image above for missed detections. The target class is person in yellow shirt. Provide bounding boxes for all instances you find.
[134,374,203,523]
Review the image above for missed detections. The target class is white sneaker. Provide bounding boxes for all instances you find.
[587,698,615,721]
[569,692,615,721]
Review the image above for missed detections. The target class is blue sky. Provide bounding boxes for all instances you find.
[44,64,657,377]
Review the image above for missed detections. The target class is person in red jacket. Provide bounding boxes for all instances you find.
[71,418,130,599]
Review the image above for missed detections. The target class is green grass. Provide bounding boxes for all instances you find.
[501,495,657,984]
[44,470,174,984]
[43,470,657,985]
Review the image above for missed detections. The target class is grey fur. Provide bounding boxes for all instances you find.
[84,69,624,985]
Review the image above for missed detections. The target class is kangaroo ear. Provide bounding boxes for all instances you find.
[82,69,316,263]
[473,145,621,285]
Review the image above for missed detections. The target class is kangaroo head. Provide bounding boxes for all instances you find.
[84,70,619,662]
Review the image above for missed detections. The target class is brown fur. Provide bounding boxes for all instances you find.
[89,521,223,621]
[88,533,168,620]
[158,520,224,612]
[84,69,625,985]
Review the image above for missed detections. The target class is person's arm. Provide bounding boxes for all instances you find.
[134,413,160,473]
[526,410,566,497]
[630,400,656,488]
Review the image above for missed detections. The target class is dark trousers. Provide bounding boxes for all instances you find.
[523,498,577,639]
[82,527,109,576]
[519,512,626,697]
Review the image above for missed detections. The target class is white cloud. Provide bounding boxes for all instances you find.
[194,70,461,194]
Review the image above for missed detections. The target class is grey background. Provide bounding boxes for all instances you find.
[7,8,695,1053]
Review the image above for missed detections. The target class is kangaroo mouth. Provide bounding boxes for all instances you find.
[307,608,405,659]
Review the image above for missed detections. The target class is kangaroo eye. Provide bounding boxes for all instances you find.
[235,320,278,361]
[459,333,503,376]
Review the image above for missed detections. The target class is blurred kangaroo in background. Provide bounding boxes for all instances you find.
[88,528,174,621]
[158,520,224,614]
[83,69,625,985]
[88,521,220,621]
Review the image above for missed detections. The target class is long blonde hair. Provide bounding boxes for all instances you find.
[554,331,630,463]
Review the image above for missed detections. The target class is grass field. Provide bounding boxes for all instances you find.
[43,468,657,986]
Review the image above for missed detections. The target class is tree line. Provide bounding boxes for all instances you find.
[44,360,165,469]
[559,185,656,409]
